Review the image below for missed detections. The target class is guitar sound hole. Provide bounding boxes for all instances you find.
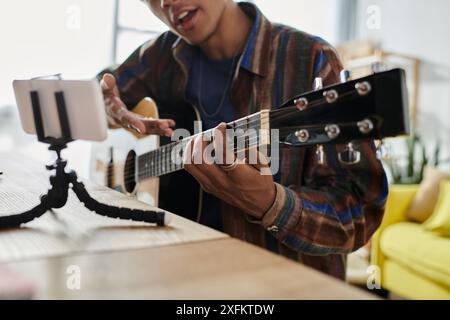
[124,150,137,194]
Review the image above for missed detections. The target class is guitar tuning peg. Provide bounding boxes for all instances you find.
[316,145,326,166]
[340,70,352,83]
[314,77,323,91]
[295,129,310,143]
[324,90,339,103]
[294,97,309,111]
[376,140,390,160]
[357,119,375,135]
[338,143,361,165]
[355,81,372,96]
[325,124,340,140]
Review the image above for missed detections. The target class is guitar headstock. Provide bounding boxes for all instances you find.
[271,68,410,148]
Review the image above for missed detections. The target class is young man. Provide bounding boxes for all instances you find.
[100,0,388,280]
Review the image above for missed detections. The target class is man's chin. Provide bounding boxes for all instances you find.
[179,34,208,46]
[175,28,214,46]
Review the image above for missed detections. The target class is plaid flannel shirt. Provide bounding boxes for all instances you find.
[107,2,388,280]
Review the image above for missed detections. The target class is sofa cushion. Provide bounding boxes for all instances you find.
[423,180,450,236]
[381,222,450,288]
[406,167,450,223]
[383,260,450,300]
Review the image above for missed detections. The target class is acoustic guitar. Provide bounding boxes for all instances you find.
[90,69,410,222]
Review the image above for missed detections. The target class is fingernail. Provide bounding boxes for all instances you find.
[132,125,141,133]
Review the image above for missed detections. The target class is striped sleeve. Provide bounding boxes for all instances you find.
[262,42,389,255]
[107,38,159,110]
[311,38,342,84]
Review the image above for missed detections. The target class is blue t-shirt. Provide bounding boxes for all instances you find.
[186,47,237,129]
[185,47,238,230]
[183,42,329,231]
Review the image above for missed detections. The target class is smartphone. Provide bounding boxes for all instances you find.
[13,78,108,142]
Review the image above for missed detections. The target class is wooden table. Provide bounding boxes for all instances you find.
[0,153,375,300]
[0,153,227,262]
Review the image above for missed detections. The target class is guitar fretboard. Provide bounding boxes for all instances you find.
[136,111,267,181]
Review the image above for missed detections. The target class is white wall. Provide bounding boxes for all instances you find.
[254,0,342,44]
[355,0,450,165]
[0,0,115,178]
[0,0,115,107]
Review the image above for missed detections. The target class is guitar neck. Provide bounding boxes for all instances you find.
[136,110,270,181]
[135,69,410,182]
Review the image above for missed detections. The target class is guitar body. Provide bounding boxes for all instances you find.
[90,98,202,222]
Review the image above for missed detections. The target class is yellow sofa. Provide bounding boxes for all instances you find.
[371,185,450,300]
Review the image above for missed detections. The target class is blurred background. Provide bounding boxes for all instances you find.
[1,0,449,298]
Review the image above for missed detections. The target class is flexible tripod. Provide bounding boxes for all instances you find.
[0,90,166,229]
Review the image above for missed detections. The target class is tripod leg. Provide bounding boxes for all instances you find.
[0,193,53,228]
[67,171,166,226]
[0,156,70,229]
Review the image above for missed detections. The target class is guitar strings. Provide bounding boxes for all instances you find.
[109,91,357,183]
[111,120,273,183]
[109,92,358,183]
[110,112,280,181]
[113,135,265,183]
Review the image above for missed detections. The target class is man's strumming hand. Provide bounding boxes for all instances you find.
[100,73,175,137]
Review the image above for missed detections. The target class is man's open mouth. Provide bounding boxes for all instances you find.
[175,9,198,30]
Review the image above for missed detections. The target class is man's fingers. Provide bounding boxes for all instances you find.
[105,96,126,110]
[154,118,176,130]
[213,122,234,165]
[104,96,127,122]
[195,134,229,182]
[192,134,219,166]
[119,113,176,136]
[121,113,145,134]
[102,74,125,127]
[183,139,213,190]
[192,134,206,165]
[142,118,176,129]
[101,73,118,95]
[184,135,228,188]
[211,122,271,176]
[141,118,176,137]
[101,74,176,137]
[250,151,271,171]
[182,138,194,166]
